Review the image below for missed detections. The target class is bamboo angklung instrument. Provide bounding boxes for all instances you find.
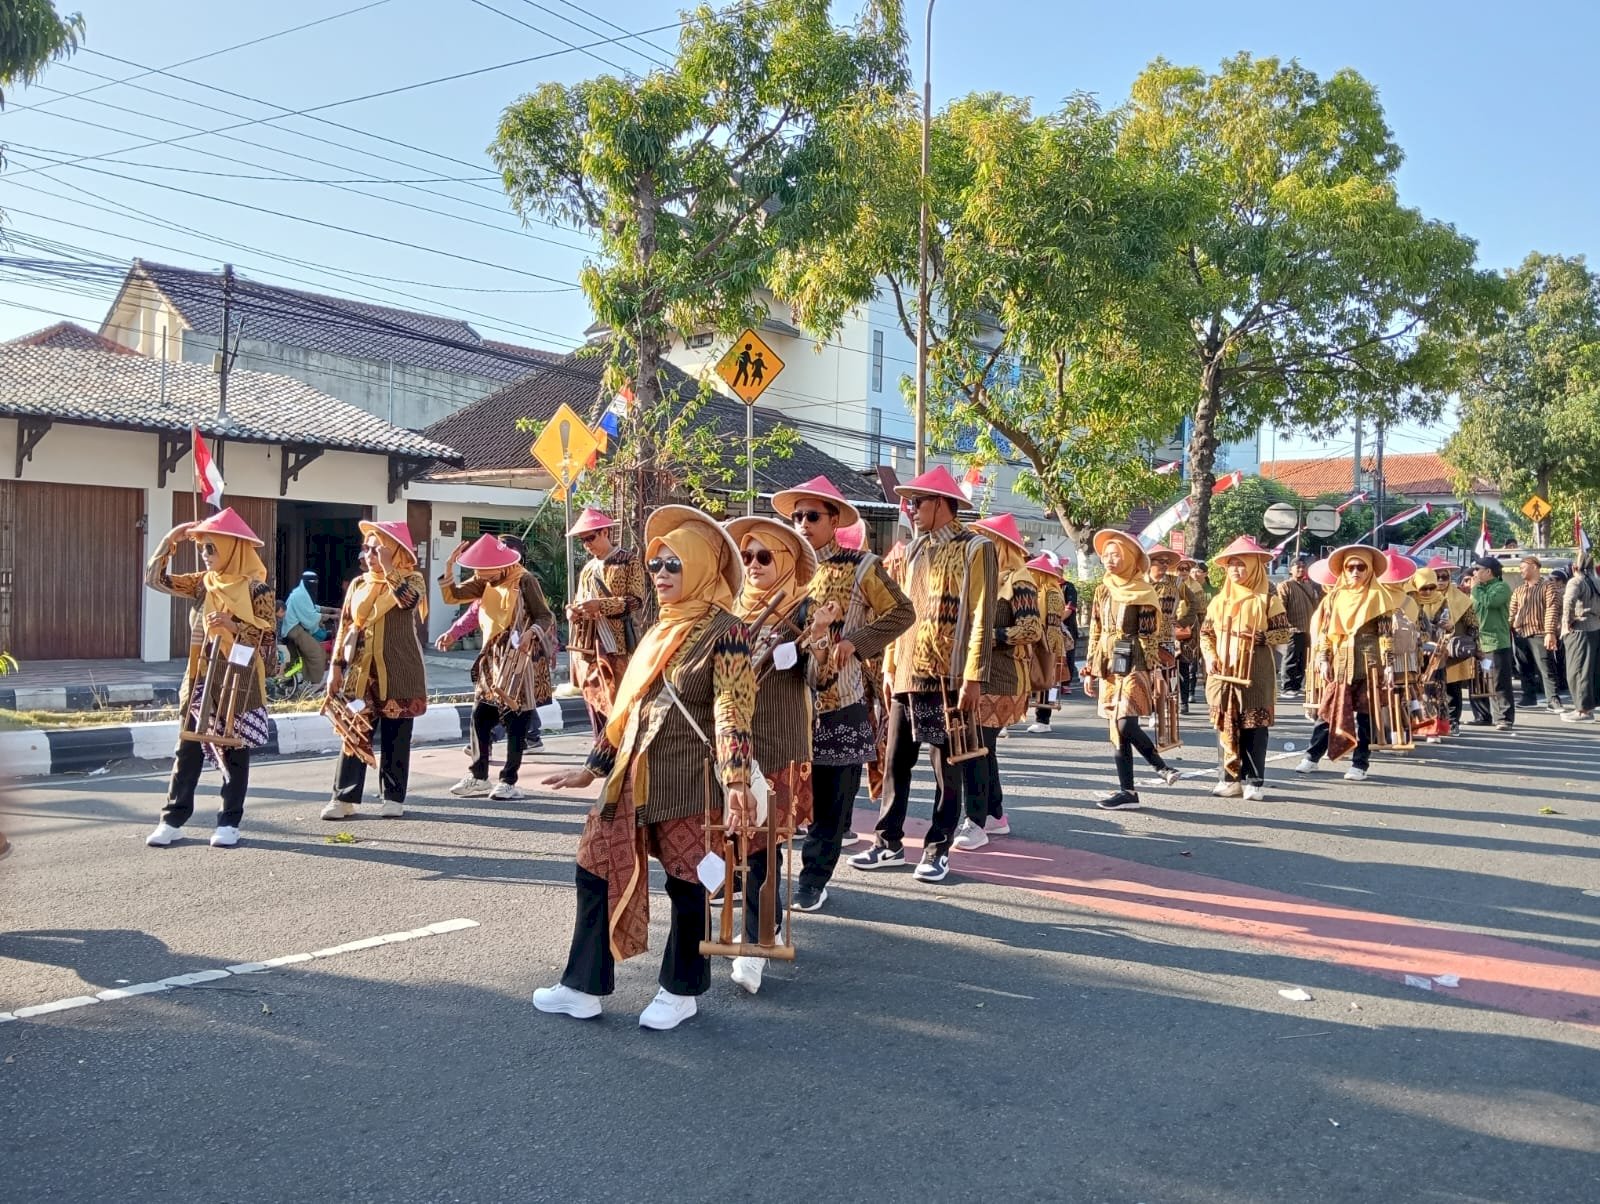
[182,635,252,748]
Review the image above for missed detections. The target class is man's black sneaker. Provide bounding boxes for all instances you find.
[849,844,905,870]
[1095,790,1142,811]
[794,884,828,912]
[913,853,949,882]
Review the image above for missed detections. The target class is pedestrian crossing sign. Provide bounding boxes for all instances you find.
[530,403,599,492]
[1521,494,1551,522]
[715,328,784,405]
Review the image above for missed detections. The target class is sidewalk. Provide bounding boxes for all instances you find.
[0,651,554,712]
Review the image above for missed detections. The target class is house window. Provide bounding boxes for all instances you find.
[687,332,714,349]
[463,517,523,540]
[871,330,884,392]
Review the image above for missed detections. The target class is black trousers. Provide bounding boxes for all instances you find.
[1306,713,1372,771]
[1446,680,1465,725]
[1567,629,1600,713]
[962,726,1005,825]
[1113,715,1169,790]
[468,700,535,784]
[331,715,413,804]
[801,762,863,890]
[877,694,963,857]
[1178,658,1199,704]
[1227,726,1270,786]
[164,738,250,828]
[1512,634,1562,705]
[560,866,709,997]
[1470,648,1515,726]
[1282,633,1310,692]
[1034,704,1053,725]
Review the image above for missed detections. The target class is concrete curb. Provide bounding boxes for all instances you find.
[0,684,183,712]
[0,696,588,778]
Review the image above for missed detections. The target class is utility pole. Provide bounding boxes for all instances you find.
[1351,415,1362,493]
[1373,418,1387,545]
[217,263,234,426]
[912,0,935,476]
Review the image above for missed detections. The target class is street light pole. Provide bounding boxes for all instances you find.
[913,0,935,476]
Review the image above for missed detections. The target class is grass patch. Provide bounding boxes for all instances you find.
[0,695,331,731]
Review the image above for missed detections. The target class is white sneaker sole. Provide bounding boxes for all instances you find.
[639,1003,697,1031]
[320,804,354,821]
[532,993,601,1020]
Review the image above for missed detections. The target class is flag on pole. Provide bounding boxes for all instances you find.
[193,426,224,509]
[1136,471,1244,548]
[1578,513,1592,552]
[958,465,985,502]
[1406,511,1464,556]
[1334,490,1369,514]
[1381,502,1430,528]
[1473,509,1491,557]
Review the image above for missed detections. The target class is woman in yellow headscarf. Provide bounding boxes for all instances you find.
[143,507,277,849]
[539,506,757,1032]
[1411,557,1480,737]
[1297,544,1403,781]
[1201,537,1294,801]
[1083,529,1182,811]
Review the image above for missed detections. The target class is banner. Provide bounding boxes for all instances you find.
[1406,511,1463,556]
[1136,471,1242,549]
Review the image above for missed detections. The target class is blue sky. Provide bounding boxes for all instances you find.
[3,0,1595,458]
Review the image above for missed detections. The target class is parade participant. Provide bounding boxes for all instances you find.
[1295,545,1400,781]
[144,508,277,848]
[774,476,912,914]
[1201,536,1293,800]
[535,506,754,1031]
[1469,557,1515,731]
[1175,558,1210,712]
[1083,529,1182,810]
[1510,556,1564,712]
[280,569,327,687]
[1276,557,1321,697]
[954,513,1042,849]
[1147,545,1183,646]
[1060,571,1081,690]
[1561,550,1600,722]
[321,520,429,820]
[437,534,554,800]
[566,508,647,737]
[852,465,996,883]
[722,514,821,993]
[1410,557,1479,737]
[1025,553,1068,733]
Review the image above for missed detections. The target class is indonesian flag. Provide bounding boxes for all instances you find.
[1379,502,1430,530]
[1579,513,1592,553]
[959,464,985,501]
[193,427,224,509]
[1473,510,1491,557]
[1136,471,1244,548]
[1335,490,1369,514]
[1407,511,1464,556]
[1153,459,1181,475]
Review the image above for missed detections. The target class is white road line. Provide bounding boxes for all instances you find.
[0,918,479,1024]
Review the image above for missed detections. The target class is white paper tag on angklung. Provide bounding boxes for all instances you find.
[772,641,798,671]
[1047,687,1059,702]
[510,629,521,649]
[696,850,727,894]
[227,643,255,667]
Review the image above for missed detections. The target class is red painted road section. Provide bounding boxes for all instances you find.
[854,807,1600,1031]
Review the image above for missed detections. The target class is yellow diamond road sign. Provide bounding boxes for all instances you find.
[1521,494,1552,522]
[716,328,785,405]
[530,403,599,493]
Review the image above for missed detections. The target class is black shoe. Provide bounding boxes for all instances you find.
[1179,702,1191,716]
[1466,719,1492,727]
[849,844,905,870]
[1095,790,1142,811]
[913,852,949,882]
[794,884,828,912]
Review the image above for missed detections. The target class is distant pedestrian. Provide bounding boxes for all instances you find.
[281,569,327,687]
[1470,557,1515,731]
[1509,556,1563,712]
[1560,551,1600,722]
[1275,557,1320,696]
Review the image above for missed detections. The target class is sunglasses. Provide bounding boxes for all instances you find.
[741,548,774,567]
[199,542,219,556]
[577,531,600,545]
[909,495,940,508]
[1346,563,1369,574]
[646,556,683,575]
[791,509,832,525]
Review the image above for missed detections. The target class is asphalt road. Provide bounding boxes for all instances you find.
[2,699,1597,1204]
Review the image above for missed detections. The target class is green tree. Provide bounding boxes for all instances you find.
[1206,475,1305,551]
[771,91,1200,553]
[490,0,905,541]
[1443,252,1600,546]
[1121,53,1504,559]
[1,0,81,108]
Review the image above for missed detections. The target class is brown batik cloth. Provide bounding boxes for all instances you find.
[761,761,814,832]
[1096,669,1155,724]
[978,690,1029,729]
[1317,680,1367,763]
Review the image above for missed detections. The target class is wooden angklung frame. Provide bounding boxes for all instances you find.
[701,760,796,963]
[182,635,253,749]
[1364,654,1414,750]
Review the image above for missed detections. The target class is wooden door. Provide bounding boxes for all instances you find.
[169,494,278,656]
[12,482,143,658]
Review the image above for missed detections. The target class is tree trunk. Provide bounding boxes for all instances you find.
[1186,360,1224,559]
[1535,466,1551,547]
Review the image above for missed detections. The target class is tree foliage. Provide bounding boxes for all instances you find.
[0,0,81,107]
[1443,252,1600,545]
[491,0,906,541]
[1121,53,1505,558]
[771,91,1200,549]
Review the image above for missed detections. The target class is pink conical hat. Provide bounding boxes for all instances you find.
[1380,548,1418,584]
[893,464,967,505]
[358,519,415,555]
[455,533,520,571]
[1308,558,1335,585]
[973,512,1027,552]
[566,507,615,537]
[190,506,262,547]
[1025,553,1063,579]
[772,474,860,526]
[835,519,867,550]
[1424,555,1453,570]
[1147,544,1181,565]
[1215,535,1273,560]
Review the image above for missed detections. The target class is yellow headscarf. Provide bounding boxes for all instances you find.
[1327,553,1401,645]
[603,523,734,749]
[477,563,527,644]
[1095,532,1158,609]
[1205,554,1285,635]
[735,530,800,623]
[348,530,428,631]
[1409,568,1471,623]
[198,534,270,633]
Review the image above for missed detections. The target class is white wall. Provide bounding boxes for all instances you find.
[408,481,552,639]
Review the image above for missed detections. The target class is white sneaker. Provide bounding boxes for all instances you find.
[730,956,765,995]
[379,800,404,818]
[1026,722,1050,733]
[320,800,354,821]
[448,775,491,798]
[997,727,1010,739]
[988,816,1010,836]
[145,821,183,848]
[210,825,241,848]
[1343,767,1368,782]
[638,988,697,1031]
[1211,780,1243,798]
[490,782,524,801]
[532,984,602,1019]
[1294,757,1317,774]
[952,818,989,851]
[1242,784,1266,802]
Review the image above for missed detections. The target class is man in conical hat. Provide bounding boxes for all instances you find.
[850,465,996,884]
[564,508,647,738]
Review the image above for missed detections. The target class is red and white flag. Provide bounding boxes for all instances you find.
[958,464,985,502]
[1334,490,1369,514]
[1473,510,1491,558]
[1578,513,1592,553]
[1382,502,1430,527]
[1407,511,1464,556]
[193,427,224,509]
[1153,459,1181,476]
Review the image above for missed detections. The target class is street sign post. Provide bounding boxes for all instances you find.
[715,328,786,514]
[1262,502,1300,536]
[1521,495,1552,523]
[1305,506,1341,537]
[530,403,600,605]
